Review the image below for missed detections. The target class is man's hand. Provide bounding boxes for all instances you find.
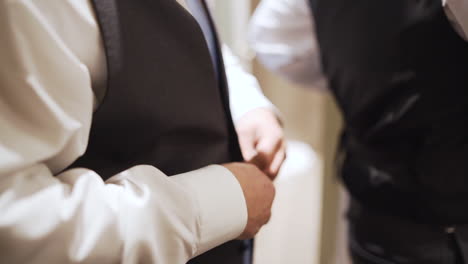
[223,162,275,239]
[235,108,286,179]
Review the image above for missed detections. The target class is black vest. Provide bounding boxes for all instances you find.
[310,0,468,224]
[72,0,241,177]
[71,0,246,262]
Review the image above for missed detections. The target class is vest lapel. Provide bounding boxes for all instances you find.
[90,0,122,107]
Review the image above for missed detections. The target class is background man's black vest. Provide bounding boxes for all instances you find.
[71,0,247,263]
[310,0,468,224]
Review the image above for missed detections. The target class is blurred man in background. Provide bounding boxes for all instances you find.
[250,0,468,263]
[0,0,284,263]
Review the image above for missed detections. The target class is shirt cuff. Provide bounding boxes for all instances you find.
[230,90,279,122]
[171,165,248,256]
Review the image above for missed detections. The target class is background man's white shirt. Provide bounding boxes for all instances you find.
[249,0,468,87]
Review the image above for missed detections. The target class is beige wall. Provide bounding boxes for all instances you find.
[253,57,348,264]
[252,61,326,264]
[212,1,349,262]
[253,62,327,152]
[247,3,348,263]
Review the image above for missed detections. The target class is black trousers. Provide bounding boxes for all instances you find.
[348,200,467,264]
[188,240,252,264]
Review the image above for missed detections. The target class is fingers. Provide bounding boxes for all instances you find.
[237,128,258,161]
[268,142,286,179]
[249,137,279,170]
[234,107,285,178]
[249,133,285,179]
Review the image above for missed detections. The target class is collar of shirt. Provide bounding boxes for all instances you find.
[444,0,468,41]
[176,0,215,13]
[175,0,190,11]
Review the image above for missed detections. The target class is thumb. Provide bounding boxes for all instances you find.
[237,130,258,161]
[247,135,279,172]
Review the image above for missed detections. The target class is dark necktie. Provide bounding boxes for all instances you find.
[185,0,220,77]
[184,4,254,264]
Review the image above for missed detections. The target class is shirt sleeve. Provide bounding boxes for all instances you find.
[223,45,279,121]
[248,0,328,89]
[0,1,247,263]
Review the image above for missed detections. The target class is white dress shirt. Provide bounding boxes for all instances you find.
[0,0,271,263]
[249,0,468,87]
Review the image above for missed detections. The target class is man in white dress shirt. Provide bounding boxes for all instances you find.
[0,0,285,263]
[250,0,468,263]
